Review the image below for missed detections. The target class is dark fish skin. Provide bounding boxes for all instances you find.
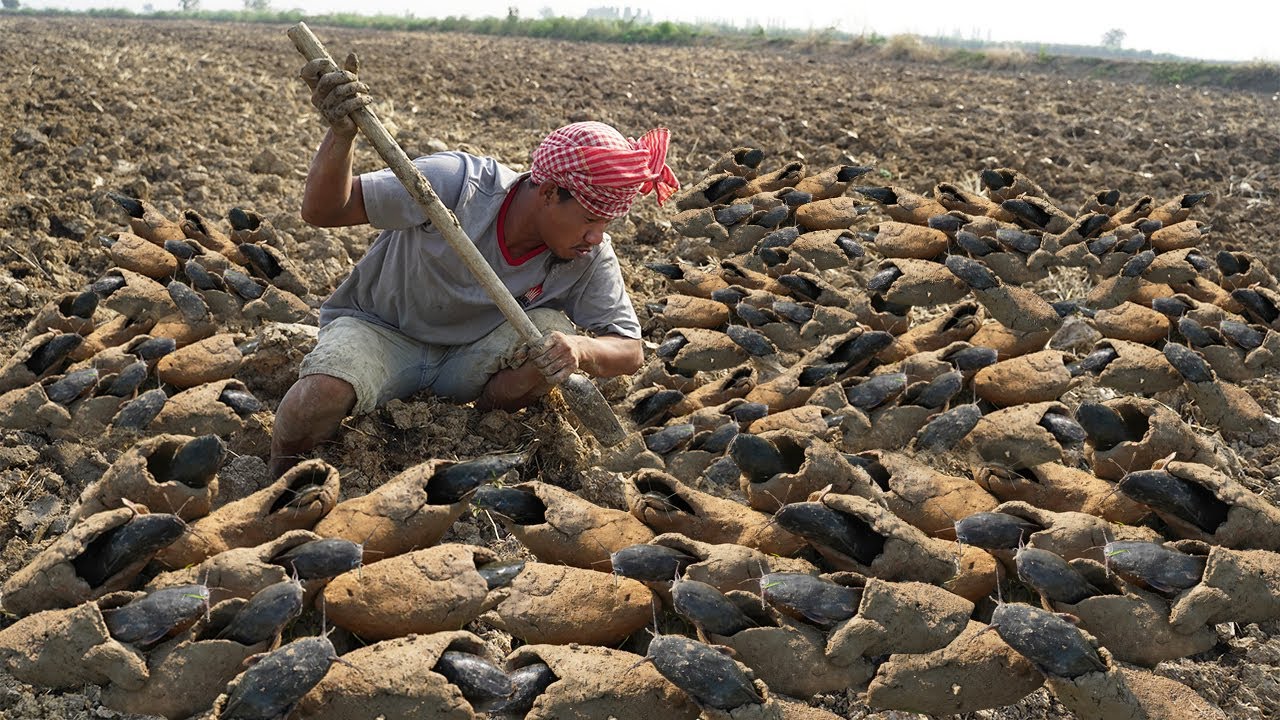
[1086,235,1118,257]
[425,452,527,505]
[630,389,684,427]
[759,572,860,628]
[947,346,999,372]
[710,287,748,305]
[645,262,684,281]
[270,538,363,580]
[734,303,775,326]
[67,289,99,318]
[227,207,261,232]
[239,243,285,281]
[655,334,689,361]
[185,259,224,291]
[1103,541,1206,594]
[25,333,83,376]
[1152,297,1194,318]
[866,266,902,294]
[671,578,754,636]
[728,433,790,484]
[158,434,225,489]
[1001,199,1053,229]
[471,486,547,525]
[1220,321,1265,351]
[954,512,1042,550]
[218,636,336,720]
[1066,347,1119,377]
[726,325,777,357]
[45,368,99,405]
[774,502,885,565]
[477,560,527,590]
[480,663,557,714]
[112,388,167,430]
[104,584,210,645]
[1038,412,1087,446]
[90,274,128,298]
[107,192,145,217]
[433,650,513,707]
[223,269,265,300]
[132,336,177,362]
[167,280,209,322]
[1075,403,1133,452]
[1120,250,1156,278]
[609,544,696,583]
[216,580,304,646]
[1233,288,1280,325]
[164,239,198,261]
[902,370,963,409]
[798,362,845,387]
[1216,250,1246,277]
[102,360,149,398]
[945,255,1000,290]
[1178,317,1221,348]
[73,513,186,588]
[646,635,763,711]
[691,422,739,455]
[836,236,865,259]
[846,373,906,410]
[914,404,982,451]
[1163,339,1216,382]
[991,602,1107,679]
[827,331,894,368]
[1014,548,1102,605]
[726,402,769,426]
[1117,470,1230,534]
[777,274,822,301]
[220,388,264,415]
[772,300,813,325]
[715,204,754,227]
[955,230,997,257]
[645,424,696,455]
[854,186,898,206]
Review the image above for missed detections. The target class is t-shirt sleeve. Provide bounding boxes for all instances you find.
[359,152,469,230]
[563,238,642,339]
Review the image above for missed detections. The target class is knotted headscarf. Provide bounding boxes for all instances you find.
[529,121,680,220]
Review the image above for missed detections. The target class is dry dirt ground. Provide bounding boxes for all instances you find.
[0,15,1278,720]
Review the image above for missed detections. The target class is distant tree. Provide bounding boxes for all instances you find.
[539,5,554,18]
[1102,28,1126,51]
[243,0,270,10]
[1,0,19,10]
[180,0,199,11]
[506,5,518,20]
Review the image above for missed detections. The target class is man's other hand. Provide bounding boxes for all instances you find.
[529,332,582,386]
[300,52,371,139]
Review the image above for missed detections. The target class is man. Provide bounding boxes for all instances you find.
[269,53,678,478]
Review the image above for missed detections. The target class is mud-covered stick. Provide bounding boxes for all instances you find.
[286,22,626,447]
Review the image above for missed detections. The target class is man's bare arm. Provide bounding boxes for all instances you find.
[301,130,368,227]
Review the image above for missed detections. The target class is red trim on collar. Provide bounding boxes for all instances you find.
[498,175,548,266]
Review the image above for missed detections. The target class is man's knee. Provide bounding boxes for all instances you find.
[277,374,357,429]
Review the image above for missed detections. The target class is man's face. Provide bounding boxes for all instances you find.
[542,189,612,260]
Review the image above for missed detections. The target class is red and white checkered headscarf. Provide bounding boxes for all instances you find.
[530,121,680,220]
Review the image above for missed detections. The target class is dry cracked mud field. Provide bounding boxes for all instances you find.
[0,15,1278,720]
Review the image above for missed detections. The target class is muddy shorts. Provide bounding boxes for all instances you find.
[298,309,575,415]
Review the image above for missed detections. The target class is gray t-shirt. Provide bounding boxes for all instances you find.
[319,152,641,345]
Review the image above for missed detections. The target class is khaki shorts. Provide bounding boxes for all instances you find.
[299,309,575,415]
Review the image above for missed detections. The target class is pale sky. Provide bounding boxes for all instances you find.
[25,0,1279,63]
